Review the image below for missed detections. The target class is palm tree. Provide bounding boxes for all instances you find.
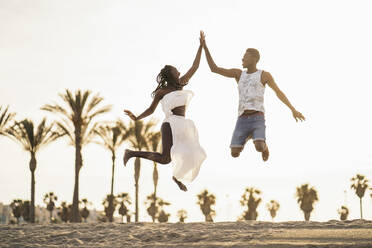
[58,201,71,223]
[0,105,15,136]
[350,174,369,220]
[295,183,318,221]
[157,199,171,223]
[43,192,58,223]
[145,193,158,222]
[266,200,280,221]
[94,120,129,222]
[158,210,170,223]
[10,199,23,224]
[117,193,131,223]
[240,187,262,221]
[145,194,170,222]
[126,119,156,222]
[7,119,61,223]
[197,189,216,222]
[338,205,349,221]
[42,89,111,222]
[80,198,91,222]
[148,131,161,221]
[177,209,187,223]
[103,194,118,222]
[21,200,31,223]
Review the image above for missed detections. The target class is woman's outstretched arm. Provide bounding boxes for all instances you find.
[179,32,203,85]
[124,91,163,121]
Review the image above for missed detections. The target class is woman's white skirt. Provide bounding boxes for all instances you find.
[164,115,206,182]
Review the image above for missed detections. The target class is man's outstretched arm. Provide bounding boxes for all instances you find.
[201,31,241,82]
[263,71,305,122]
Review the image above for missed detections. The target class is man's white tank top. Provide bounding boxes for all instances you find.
[237,70,265,116]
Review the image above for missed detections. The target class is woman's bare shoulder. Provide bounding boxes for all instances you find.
[156,88,180,98]
[154,88,170,100]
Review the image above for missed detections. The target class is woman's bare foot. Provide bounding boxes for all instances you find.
[123,149,132,166]
[262,146,269,162]
[173,176,188,192]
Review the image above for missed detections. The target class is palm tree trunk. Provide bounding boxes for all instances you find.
[108,152,116,222]
[153,162,158,223]
[49,210,53,223]
[360,197,363,220]
[304,211,310,221]
[134,157,141,222]
[111,152,116,196]
[72,128,82,223]
[29,152,36,223]
[72,163,81,222]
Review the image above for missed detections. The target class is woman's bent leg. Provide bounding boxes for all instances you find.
[123,122,173,166]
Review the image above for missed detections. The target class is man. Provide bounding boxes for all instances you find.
[200,31,305,161]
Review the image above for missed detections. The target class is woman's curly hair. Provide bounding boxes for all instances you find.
[152,65,187,97]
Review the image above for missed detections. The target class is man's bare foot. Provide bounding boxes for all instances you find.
[123,149,132,167]
[262,146,269,162]
[173,176,188,192]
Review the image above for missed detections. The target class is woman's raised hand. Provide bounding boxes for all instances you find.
[200,30,206,47]
[124,109,137,121]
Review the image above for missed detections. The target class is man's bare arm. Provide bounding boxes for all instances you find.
[263,71,305,122]
[201,32,241,82]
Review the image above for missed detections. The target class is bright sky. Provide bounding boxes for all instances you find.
[1,0,372,222]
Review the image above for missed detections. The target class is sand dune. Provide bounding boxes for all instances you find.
[1,220,372,247]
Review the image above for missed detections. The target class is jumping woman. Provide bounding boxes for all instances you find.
[123,32,206,192]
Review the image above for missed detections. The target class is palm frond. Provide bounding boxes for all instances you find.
[148,131,161,152]
[20,120,35,149]
[39,128,65,148]
[7,123,32,151]
[81,91,90,111]
[7,119,60,152]
[85,93,103,114]
[0,106,16,134]
[144,119,157,134]
[125,120,156,151]
[87,105,112,121]
[61,89,79,115]
[55,121,74,145]
[41,103,70,119]
[82,123,99,145]
[34,119,48,148]
[94,124,115,151]
[43,89,111,149]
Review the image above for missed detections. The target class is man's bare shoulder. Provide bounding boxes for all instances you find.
[234,69,243,81]
[261,70,274,85]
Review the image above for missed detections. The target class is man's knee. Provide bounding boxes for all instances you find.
[254,140,266,152]
[231,148,242,158]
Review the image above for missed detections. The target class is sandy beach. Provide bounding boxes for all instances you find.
[1,220,372,248]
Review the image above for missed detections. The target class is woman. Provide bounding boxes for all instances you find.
[123,33,206,192]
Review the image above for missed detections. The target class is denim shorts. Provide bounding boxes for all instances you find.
[230,114,266,148]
